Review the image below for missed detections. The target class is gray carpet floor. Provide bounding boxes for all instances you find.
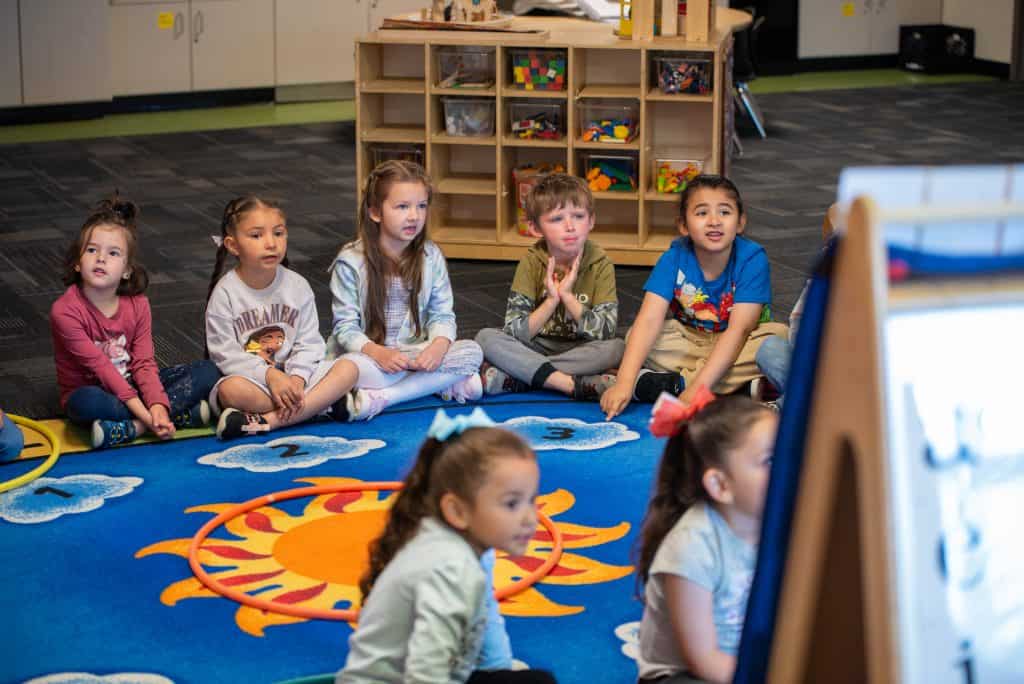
[2,81,1023,418]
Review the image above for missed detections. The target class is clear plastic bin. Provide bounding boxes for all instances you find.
[651,53,713,95]
[580,152,638,192]
[371,143,425,168]
[508,48,567,91]
[441,96,495,137]
[508,100,565,140]
[578,100,639,143]
[652,156,705,193]
[436,46,495,89]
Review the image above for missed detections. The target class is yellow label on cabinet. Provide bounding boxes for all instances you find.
[157,12,175,29]
[841,2,856,17]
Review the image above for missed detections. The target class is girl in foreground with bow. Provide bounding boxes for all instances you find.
[338,408,557,684]
[634,388,777,684]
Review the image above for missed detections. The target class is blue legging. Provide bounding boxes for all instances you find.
[0,412,24,462]
[64,360,221,426]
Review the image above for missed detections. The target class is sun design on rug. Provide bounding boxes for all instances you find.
[136,477,633,636]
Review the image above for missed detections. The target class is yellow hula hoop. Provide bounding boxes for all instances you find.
[0,415,61,494]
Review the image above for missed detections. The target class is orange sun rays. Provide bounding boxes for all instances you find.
[136,477,632,636]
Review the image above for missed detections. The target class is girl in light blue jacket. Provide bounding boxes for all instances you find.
[328,161,483,421]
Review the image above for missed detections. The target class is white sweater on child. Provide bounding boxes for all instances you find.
[205,266,326,386]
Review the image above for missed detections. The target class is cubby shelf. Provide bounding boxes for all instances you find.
[360,78,425,94]
[500,87,569,99]
[356,15,736,266]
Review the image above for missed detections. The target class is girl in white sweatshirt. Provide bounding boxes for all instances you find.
[205,195,358,440]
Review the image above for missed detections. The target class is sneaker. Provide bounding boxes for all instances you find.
[216,408,270,440]
[329,391,354,422]
[750,376,781,403]
[349,388,388,422]
[481,362,530,396]
[91,419,137,449]
[572,373,617,401]
[172,400,211,429]
[439,373,484,404]
[634,369,682,402]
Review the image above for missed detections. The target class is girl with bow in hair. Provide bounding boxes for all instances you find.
[635,388,777,684]
[339,408,557,684]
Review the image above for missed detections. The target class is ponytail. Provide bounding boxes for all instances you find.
[634,395,772,594]
[360,437,444,598]
[359,426,534,600]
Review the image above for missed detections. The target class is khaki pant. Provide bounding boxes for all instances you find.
[635,319,789,394]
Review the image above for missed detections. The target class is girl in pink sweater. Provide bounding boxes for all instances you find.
[51,196,220,448]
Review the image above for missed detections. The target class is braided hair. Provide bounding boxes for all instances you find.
[205,195,288,303]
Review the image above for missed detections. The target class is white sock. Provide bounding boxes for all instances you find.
[377,371,463,406]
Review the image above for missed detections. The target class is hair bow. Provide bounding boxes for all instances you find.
[648,385,715,438]
[210,234,224,248]
[427,407,496,441]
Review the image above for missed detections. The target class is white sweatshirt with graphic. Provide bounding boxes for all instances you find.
[205,266,326,387]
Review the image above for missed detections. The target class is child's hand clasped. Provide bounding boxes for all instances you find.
[369,344,411,374]
[267,368,305,420]
[149,404,176,439]
[556,252,582,301]
[408,338,450,372]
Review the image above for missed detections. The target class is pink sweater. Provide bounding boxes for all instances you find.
[50,285,170,410]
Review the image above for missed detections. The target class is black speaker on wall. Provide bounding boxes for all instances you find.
[899,24,975,73]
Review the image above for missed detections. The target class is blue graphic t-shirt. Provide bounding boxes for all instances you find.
[643,236,771,332]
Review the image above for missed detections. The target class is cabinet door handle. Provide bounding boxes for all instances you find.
[173,11,184,40]
[194,10,204,43]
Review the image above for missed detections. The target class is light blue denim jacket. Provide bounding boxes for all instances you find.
[327,239,458,358]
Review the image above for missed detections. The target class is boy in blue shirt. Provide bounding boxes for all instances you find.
[602,175,788,419]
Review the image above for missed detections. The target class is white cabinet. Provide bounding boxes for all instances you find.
[0,0,20,107]
[110,1,191,96]
[20,0,111,105]
[275,0,367,85]
[109,0,274,96]
[192,0,275,90]
[367,0,428,31]
[799,0,941,59]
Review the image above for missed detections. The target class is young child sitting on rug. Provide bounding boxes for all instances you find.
[338,408,557,684]
[51,196,220,449]
[327,160,483,421]
[636,389,778,684]
[475,173,625,401]
[205,195,359,439]
[0,409,23,461]
[601,175,788,420]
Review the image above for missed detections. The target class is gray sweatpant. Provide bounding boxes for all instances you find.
[475,328,625,385]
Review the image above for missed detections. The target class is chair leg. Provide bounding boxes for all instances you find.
[731,130,744,158]
[736,81,767,139]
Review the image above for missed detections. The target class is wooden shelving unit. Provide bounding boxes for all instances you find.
[355,14,744,266]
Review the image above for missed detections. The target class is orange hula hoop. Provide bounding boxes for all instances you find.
[187,482,565,621]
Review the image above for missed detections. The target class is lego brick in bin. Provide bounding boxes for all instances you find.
[579,100,639,144]
[442,96,496,137]
[509,48,567,91]
[653,53,713,95]
[654,157,704,193]
[436,46,496,88]
[581,153,638,192]
[512,162,566,236]
[509,101,565,140]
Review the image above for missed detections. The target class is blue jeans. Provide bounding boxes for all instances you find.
[0,412,23,462]
[64,360,221,426]
[755,335,791,394]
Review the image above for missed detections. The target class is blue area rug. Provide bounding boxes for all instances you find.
[0,395,662,684]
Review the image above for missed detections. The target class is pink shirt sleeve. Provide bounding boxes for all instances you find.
[126,296,170,410]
